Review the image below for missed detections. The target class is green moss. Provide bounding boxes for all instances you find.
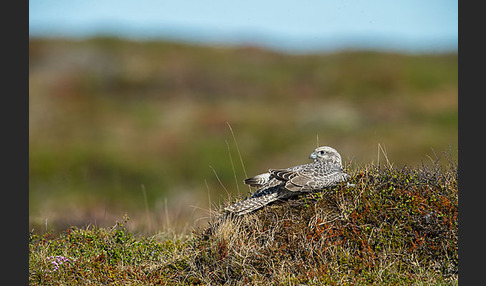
[29,217,181,285]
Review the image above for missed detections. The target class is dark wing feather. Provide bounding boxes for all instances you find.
[244,177,265,187]
[269,169,299,181]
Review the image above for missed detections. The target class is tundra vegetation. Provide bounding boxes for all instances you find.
[29,38,457,284]
[30,158,457,285]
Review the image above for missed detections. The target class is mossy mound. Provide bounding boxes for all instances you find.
[175,161,457,285]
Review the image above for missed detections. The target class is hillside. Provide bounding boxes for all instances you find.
[29,37,457,236]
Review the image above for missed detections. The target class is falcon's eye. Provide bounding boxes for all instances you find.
[319,150,325,155]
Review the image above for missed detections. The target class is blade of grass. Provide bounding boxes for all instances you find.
[209,165,229,197]
[226,139,240,196]
[226,122,250,193]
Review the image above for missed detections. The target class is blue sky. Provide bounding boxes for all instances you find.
[29,0,458,53]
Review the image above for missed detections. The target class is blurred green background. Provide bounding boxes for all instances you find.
[29,38,457,234]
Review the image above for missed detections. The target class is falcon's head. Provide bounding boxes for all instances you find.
[309,146,342,166]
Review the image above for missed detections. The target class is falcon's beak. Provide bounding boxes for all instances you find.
[309,151,317,160]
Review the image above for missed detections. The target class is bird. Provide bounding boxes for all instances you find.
[225,146,350,215]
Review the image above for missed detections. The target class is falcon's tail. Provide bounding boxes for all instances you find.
[225,192,280,216]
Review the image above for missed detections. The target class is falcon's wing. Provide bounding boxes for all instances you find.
[269,168,316,192]
[271,161,347,192]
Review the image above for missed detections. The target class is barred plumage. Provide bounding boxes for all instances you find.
[225,146,350,215]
